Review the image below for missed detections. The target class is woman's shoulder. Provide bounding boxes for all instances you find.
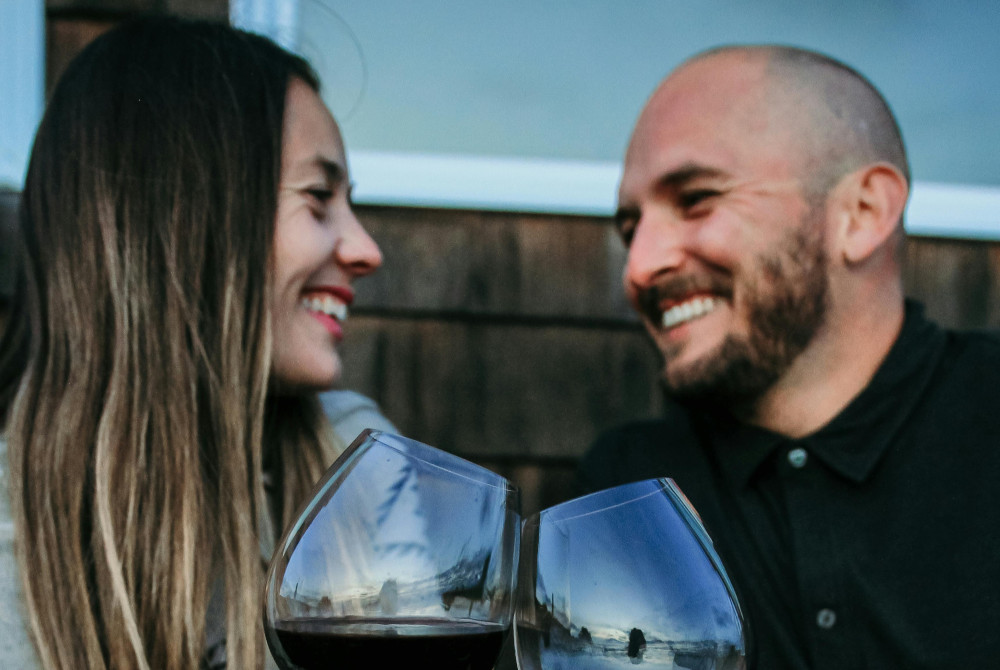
[0,433,13,531]
[319,390,399,447]
[0,433,14,539]
[0,435,43,668]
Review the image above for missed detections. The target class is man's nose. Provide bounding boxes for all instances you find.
[622,213,688,293]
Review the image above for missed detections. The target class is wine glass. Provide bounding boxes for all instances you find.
[514,478,746,670]
[264,429,521,670]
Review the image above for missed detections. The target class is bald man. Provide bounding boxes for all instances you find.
[579,46,1000,668]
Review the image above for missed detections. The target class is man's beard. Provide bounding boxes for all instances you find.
[660,220,829,407]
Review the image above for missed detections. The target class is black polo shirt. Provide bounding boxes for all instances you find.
[578,303,1000,669]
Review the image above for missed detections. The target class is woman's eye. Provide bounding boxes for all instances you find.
[305,188,334,203]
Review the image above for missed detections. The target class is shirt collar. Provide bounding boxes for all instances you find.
[693,301,947,488]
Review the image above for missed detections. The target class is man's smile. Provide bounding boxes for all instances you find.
[660,295,721,330]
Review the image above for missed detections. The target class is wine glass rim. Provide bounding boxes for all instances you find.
[529,478,672,523]
[352,429,518,493]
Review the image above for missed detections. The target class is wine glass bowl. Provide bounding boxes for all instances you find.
[264,430,520,670]
[514,478,746,670]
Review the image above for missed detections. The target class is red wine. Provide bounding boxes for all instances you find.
[271,617,508,670]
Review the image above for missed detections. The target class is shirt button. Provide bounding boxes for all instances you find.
[787,447,808,468]
[816,608,837,629]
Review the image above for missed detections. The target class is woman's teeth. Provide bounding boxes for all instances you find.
[662,296,718,329]
[302,295,348,322]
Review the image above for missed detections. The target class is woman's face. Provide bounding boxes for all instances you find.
[270,78,382,390]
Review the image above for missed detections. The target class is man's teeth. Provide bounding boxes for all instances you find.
[661,297,718,329]
[302,295,348,321]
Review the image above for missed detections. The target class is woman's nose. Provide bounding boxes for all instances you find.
[336,212,383,277]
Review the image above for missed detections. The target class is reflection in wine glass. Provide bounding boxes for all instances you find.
[264,430,520,670]
[515,479,746,670]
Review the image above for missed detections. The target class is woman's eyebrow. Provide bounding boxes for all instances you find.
[316,156,347,184]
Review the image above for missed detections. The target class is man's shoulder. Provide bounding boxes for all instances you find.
[896,305,1000,401]
[919,328,1000,431]
[943,327,1000,355]
[936,327,1000,385]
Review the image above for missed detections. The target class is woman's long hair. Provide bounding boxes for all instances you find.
[0,17,338,669]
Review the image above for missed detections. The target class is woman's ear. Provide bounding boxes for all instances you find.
[831,163,908,265]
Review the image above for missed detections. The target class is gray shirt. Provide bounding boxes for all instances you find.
[0,436,41,668]
[319,389,399,447]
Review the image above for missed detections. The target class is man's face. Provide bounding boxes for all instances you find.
[616,55,830,403]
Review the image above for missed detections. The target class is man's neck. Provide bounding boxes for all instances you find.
[734,299,906,439]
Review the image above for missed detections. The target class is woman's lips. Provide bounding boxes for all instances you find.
[300,285,354,339]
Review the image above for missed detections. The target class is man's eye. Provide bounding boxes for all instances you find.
[614,209,639,246]
[619,221,636,246]
[678,189,718,211]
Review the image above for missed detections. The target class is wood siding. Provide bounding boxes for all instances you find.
[343,205,1000,511]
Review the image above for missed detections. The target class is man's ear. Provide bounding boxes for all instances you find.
[831,163,908,265]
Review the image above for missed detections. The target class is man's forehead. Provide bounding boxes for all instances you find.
[645,53,770,123]
[622,53,801,185]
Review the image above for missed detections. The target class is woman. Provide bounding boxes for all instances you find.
[0,16,381,669]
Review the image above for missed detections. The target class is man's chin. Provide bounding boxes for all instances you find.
[660,339,727,389]
[660,339,782,406]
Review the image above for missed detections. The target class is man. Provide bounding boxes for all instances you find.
[579,45,1000,668]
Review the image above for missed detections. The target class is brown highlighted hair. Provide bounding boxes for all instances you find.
[0,16,338,669]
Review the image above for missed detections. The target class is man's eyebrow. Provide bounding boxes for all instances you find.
[654,163,727,189]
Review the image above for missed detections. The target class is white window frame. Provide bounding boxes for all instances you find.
[345,151,1000,242]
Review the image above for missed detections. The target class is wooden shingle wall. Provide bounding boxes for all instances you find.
[343,206,1000,511]
[2,2,998,511]
[339,206,664,513]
